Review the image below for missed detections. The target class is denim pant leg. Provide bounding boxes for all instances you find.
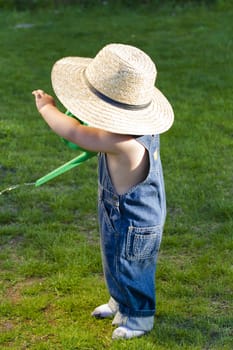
[109,297,154,332]
[98,187,162,329]
[100,211,161,320]
[112,312,154,332]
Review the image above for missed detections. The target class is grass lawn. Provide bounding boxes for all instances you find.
[0,1,232,349]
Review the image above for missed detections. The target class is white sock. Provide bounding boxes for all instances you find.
[91,303,115,318]
[112,326,146,340]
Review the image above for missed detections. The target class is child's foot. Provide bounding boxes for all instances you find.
[112,326,146,340]
[91,303,115,318]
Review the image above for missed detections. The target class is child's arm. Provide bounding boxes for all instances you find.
[32,90,133,154]
[32,90,149,194]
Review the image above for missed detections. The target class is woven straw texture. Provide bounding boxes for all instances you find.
[51,44,174,135]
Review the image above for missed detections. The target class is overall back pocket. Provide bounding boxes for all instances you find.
[126,226,162,261]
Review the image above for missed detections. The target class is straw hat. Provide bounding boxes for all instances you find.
[51,43,174,135]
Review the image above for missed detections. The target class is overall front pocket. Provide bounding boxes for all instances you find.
[126,226,162,261]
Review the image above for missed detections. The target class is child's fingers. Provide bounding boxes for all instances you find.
[32,89,45,98]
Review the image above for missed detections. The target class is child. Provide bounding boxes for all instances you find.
[32,43,174,340]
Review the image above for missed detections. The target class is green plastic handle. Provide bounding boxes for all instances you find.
[35,111,97,187]
[61,110,89,151]
[35,151,95,187]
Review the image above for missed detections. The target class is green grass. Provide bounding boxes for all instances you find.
[0,1,232,349]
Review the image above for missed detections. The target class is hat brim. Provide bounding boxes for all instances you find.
[51,57,174,135]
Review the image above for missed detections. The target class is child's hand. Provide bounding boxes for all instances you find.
[32,90,56,112]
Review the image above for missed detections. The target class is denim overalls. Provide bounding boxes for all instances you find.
[98,134,166,331]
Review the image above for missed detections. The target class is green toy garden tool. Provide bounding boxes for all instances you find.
[35,111,97,187]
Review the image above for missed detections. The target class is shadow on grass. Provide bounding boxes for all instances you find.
[146,312,232,349]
